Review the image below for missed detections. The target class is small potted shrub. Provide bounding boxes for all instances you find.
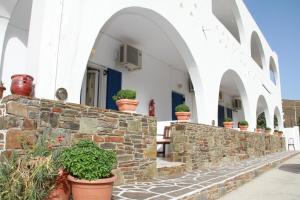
[265,127,272,136]
[239,120,248,131]
[113,89,139,113]
[175,104,191,121]
[278,131,284,137]
[273,129,279,136]
[256,125,262,134]
[223,117,234,129]
[61,140,117,200]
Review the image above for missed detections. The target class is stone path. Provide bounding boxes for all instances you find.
[113,151,299,200]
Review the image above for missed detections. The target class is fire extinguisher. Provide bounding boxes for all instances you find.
[149,99,155,117]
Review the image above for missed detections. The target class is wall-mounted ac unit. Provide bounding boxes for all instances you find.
[119,44,142,71]
[218,91,224,102]
[188,78,194,92]
[232,98,242,110]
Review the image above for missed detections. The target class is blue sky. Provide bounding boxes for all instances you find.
[243,0,300,100]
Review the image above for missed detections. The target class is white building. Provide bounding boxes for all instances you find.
[0,0,283,131]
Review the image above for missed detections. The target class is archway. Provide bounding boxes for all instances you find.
[0,0,33,91]
[269,57,278,85]
[217,70,250,128]
[256,95,271,129]
[274,106,283,130]
[79,7,205,124]
[251,31,265,69]
[212,0,244,43]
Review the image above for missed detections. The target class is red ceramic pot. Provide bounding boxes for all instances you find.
[11,74,34,96]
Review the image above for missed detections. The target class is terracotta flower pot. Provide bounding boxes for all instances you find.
[47,169,70,200]
[265,130,272,136]
[175,112,191,122]
[68,174,116,200]
[256,128,262,134]
[0,85,6,98]
[239,125,248,131]
[116,99,139,113]
[223,122,234,129]
[11,74,34,96]
[278,132,283,137]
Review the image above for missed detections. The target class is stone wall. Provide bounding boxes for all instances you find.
[0,95,157,184]
[170,123,286,171]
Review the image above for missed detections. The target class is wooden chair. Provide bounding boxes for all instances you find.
[157,126,171,157]
[288,138,295,151]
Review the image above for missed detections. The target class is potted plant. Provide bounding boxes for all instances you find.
[175,104,191,121]
[239,120,248,131]
[113,89,139,113]
[265,127,272,136]
[278,131,284,137]
[0,81,5,98]
[273,129,279,136]
[223,117,234,128]
[256,125,262,134]
[61,140,117,200]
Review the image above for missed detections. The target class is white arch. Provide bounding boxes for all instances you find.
[256,95,271,128]
[251,31,266,69]
[269,56,278,85]
[212,0,244,43]
[217,69,251,126]
[66,6,206,123]
[274,106,283,130]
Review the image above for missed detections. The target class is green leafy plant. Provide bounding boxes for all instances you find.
[0,134,64,200]
[224,117,233,122]
[239,120,248,126]
[112,89,136,101]
[175,104,190,112]
[61,140,117,181]
[256,124,262,129]
[265,127,272,131]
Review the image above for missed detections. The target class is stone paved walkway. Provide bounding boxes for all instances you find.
[113,151,299,200]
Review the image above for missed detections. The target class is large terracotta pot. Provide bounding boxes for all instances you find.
[116,99,139,113]
[68,174,116,200]
[239,125,248,131]
[223,122,234,129]
[0,85,6,98]
[11,74,34,96]
[175,112,191,122]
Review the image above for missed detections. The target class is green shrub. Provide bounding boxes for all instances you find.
[256,125,262,129]
[239,120,248,126]
[224,117,233,122]
[265,127,272,131]
[175,104,190,112]
[112,89,136,101]
[0,135,63,200]
[61,140,117,180]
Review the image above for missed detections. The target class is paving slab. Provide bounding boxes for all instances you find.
[113,151,299,200]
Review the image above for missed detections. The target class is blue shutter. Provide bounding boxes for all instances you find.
[218,105,225,127]
[172,91,185,120]
[106,68,122,110]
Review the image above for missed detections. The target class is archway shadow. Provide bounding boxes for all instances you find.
[279,164,300,174]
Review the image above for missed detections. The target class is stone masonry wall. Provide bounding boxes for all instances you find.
[0,95,157,184]
[170,123,286,171]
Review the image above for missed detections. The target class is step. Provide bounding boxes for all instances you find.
[157,158,186,177]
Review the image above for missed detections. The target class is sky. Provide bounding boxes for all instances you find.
[243,0,300,100]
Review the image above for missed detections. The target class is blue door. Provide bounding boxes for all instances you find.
[106,68,122,110]
[172,91,185,120]
[218,105,225,127]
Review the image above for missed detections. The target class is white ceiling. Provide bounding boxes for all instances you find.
[102,13,186,71]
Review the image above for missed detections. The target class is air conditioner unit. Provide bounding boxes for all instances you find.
[218,91,224,102]
[188,78,194,92]
[232,98,242,110]
[119,44,142,71]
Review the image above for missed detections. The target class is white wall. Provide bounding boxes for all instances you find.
[89,34,196,121]
[284,126,300,151]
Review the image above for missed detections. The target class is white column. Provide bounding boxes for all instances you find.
[27,0,63,99]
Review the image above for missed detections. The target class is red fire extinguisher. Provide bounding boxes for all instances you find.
[149,99,155,117]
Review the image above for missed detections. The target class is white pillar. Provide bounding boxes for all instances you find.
[27,0,64,99]
[0,17,9,79]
